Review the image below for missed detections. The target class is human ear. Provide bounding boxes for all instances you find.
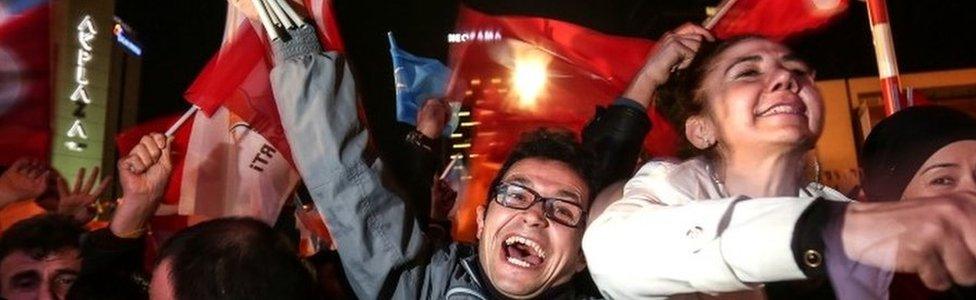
[685,115,716,149]
[476,205,487,238]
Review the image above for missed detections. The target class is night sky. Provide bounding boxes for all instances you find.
[113,0,976,180]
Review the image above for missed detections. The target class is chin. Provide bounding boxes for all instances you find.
[494,281,545,299]
[762,129,818,150]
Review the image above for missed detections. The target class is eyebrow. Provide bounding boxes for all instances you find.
[921,163,959,174]
[10,270,40,285]
[505,175,582,202]
[782,54,805,63]
[724,55,761,74]
[53,269,80,277]
[506,176,531,186]
[554,189,582,203]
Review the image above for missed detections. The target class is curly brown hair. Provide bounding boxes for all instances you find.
[655,36,764,159]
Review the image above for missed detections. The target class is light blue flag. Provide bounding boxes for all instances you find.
[388,32,459,136]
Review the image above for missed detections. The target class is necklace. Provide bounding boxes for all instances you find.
[705,157,826,199]
[703,158,729,198]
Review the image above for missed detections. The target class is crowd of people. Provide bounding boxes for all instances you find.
[2,3,976,300]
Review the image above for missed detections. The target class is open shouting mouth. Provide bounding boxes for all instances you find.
[503,235,547,268]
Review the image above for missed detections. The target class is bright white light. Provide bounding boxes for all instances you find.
[512,53,548,109]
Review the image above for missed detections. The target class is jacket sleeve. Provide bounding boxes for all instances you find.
[581,97,651,192]
[269,26,449,299]
[79,228,148,292]
[581,162,825,298]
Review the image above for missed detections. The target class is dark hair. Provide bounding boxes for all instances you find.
[0,214,83,262]
[155,217,319,300]
[487,128,595,207]
[655,35,766,159]
[860,106,976,201]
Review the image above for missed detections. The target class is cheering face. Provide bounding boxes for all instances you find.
[902,140,976,199]
[0,249,81,300]
[476,158,589,299]
[694,38,824,154]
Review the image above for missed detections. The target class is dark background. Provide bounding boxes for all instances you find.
[114,0,976,178]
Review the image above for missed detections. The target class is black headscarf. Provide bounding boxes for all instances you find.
[860,106,976,201]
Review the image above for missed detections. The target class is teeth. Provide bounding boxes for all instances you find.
[504,236,547,259]
[761,104,804,116]
[507,257,531,268]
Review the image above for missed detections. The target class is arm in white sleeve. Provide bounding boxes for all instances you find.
[582,163,821,298]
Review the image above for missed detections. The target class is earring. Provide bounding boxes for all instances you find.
[703,137,715,148]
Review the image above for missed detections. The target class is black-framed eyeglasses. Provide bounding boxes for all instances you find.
[491,182,587,228]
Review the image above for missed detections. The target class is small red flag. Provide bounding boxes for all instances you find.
[448,6,682,241]
[711,0,850,41]
[183,0,347,165]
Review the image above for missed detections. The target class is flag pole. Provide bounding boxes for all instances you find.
[275,0,306,27]
[702,0,739,30]
[866,0,903,116]
[165,106,199,137]
[267,0,295,29]
[250,0,280,40]
[439,156,460,180]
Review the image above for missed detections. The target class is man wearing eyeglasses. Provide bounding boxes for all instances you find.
[471,129,595,299]
[266,20,650,298]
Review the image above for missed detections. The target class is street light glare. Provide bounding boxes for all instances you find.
[512,52,548,110]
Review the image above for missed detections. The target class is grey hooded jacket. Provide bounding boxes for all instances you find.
[268,26,609,300]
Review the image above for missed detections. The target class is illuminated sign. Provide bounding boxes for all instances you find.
[113,24,142,56]
[447,30,502,43]
[65,15,97,152]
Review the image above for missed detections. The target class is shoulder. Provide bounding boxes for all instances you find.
[622,157,715,206]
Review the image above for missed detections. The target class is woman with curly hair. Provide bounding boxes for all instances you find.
[583,23,976,299]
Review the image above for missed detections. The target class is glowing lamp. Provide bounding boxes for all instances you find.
[511,53,548,109]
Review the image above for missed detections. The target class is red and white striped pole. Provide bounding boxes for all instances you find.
[866,0,903,116]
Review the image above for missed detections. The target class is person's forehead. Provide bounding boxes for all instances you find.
[0,250,80,276]
[501,158,588,200]
[714,39,795,66]
[922,140,976,169]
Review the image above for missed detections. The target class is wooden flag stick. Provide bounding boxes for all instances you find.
[250,0,279,40]
[261,0,283,28]
[439,156,460,180]
[702,0,739,30]
[275,0,306,27]
[165,106,199,137]
[267,0,295,29]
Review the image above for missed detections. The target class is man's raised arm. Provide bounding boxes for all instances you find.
[267,23,450,299]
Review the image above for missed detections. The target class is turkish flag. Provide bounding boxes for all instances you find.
[447,6,680,241]
[0,4,50,165]
[183,1,346,166]
[711,0,850,41]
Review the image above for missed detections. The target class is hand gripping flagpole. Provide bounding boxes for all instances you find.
[866,0,903,116]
